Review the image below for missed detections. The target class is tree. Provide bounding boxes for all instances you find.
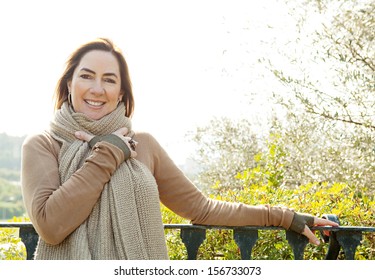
[269,113,375,190]
[188,0,375,192]
[189,117,260,192]
[0,179,25,220]
[274,0,374,129]
[0,133,25,172]
[266,0,375,191]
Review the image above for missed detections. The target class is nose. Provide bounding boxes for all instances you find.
[91,80,105,95]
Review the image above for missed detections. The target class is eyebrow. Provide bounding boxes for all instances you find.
[79,67,119,78]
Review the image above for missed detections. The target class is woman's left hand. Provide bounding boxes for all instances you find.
[302,217,339,245]
[75,127,131,142]
[75,127,137,158]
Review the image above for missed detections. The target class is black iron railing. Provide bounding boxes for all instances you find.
[1,215,374,260]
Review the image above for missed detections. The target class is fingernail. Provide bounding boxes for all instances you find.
[315,240,320,245]
[75,132,81,137]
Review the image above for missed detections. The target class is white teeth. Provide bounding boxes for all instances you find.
[86,100,104,106]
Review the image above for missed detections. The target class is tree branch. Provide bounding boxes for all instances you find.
[306,109,375,130]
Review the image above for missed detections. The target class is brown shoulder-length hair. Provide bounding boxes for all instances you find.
[53,38,134,117]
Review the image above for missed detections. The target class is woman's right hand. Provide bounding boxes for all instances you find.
[110,127,138,158]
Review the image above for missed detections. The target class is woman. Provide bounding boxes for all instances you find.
[21,38,337,260]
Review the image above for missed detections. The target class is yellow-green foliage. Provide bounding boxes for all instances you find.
[0,217,28,260]
[162,178,375,260]
[1,186,373,260]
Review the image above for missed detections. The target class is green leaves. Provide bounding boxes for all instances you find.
[162,139,374,259]
[0,217,28,260]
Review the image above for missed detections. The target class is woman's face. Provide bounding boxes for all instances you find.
[68,50,123,120]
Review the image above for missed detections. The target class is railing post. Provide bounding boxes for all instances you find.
[324,231,341,260]
[180,227,206,260]
[321,214,342,260]
[233,229,258,260]
[18,224,38,260]
[285,230,309,260]
[336,231,362,260]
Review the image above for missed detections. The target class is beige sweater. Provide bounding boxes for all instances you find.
[21,131,295,245]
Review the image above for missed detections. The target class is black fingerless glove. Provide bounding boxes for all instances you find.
[89,134,131,160]
[289,212,315,234]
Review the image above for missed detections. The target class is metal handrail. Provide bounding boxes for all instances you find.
[1,220,374,260]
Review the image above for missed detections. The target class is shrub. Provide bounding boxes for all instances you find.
[0,217,28,260]
[161,180,375,260]
[1,186,373,260]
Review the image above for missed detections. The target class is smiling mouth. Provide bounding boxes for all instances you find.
[85,100,105,107]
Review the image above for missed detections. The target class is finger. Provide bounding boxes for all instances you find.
[113,127,129,137]
[128,139,138,151]
[75,131,94,142]
[314,217,339,227]
[130,149,137,158]
[303,226,321,245]
[125,138,138,158]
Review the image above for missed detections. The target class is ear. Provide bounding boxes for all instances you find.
[67,80,72,93]
[118,90,124,101]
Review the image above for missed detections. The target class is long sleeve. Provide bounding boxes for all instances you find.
[21,132,125,245]
[140,133,295,229]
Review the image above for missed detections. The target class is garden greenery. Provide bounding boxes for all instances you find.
[161,144,375,260]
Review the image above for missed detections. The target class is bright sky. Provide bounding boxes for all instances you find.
[0,0,296,164]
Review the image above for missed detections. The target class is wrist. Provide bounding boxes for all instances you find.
[89,134,131,160]
[289,212,315,234]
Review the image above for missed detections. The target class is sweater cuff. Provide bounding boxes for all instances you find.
[89,134,131,160]
[289,212,315,234]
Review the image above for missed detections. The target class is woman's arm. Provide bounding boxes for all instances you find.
[21,132,125,245]
[147,133,338,245]
[147,133,294,228]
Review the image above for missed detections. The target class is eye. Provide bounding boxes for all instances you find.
[104,78,116,84]
[80,74,92,79]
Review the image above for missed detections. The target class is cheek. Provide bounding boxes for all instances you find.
[70,83,87,108]
[72,82,86,94]
[108,89,123,102]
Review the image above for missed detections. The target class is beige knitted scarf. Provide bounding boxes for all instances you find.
[34,102,169,260]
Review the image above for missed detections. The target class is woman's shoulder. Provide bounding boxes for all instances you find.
[133,131,160,147]
[23,131,60,155]
[132,131,166,160]
[23,130,54,145]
